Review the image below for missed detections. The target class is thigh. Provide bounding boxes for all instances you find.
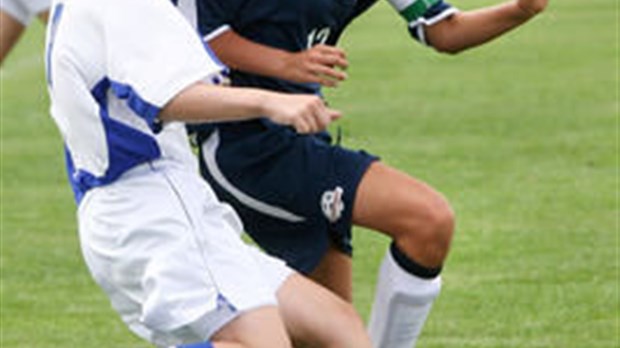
[277,274,371,348]
[352,161,452,238]
[212,306,291,348]
[308,244,353,302]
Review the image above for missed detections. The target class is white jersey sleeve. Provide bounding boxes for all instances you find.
[46,0,227,203]
[102,0,224,112]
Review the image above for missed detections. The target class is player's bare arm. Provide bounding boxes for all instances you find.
[280,43,348,87]
[425,0,548,53]
[262,90,342,133]
[160,83,341,134]
[209,30,348,87]
[0,6,48,65]
[0,11,25,63]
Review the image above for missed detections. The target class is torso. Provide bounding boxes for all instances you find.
[197,0,379,94]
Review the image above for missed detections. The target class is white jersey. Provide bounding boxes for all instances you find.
[45,0,225,204]
[1,0,49,25]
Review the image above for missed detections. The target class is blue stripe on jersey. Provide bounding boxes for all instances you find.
[65,78,162,204]
[45,3,65,87]
[64,146,84,203]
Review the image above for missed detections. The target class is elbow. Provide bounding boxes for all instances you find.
[433,44,464,55]
[426,29,467,55]
[519,2,547,17]
[424,17,470,55]
[430,39,467,55]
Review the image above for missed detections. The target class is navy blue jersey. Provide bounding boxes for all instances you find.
[194,0,456,95]
[196,0,356,95]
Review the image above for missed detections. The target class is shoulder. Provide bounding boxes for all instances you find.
[351,0,380,20]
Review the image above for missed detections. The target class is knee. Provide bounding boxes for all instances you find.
[397,193,455,260]
[422,195,455,246]
[318,301,372,348]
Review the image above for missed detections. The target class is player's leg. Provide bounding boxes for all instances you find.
[277,273,372,348]
[185,271,374,348]
[308,244,353,302]
[78,163,298,348]
[0,10,26,63]
[355,162,454,266]
[209,306,291,348]
[176,306,291,348]
[353,161,455,348]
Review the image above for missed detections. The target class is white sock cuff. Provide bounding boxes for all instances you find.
[384,250,442,304]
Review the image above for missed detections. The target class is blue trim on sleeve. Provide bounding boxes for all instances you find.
[201,40,230,85]
[201,40,226,68]
[108,80,162,133]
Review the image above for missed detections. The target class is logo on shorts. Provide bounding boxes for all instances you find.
[321,186,344,223]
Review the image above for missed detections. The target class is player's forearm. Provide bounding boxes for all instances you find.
[209,30,292,80]
[426,1,543,54]
[160,82,341,134]
[159,83,271,123]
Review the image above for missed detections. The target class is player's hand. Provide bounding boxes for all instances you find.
[516,0,548,17]
[262,93,342,134]
[282,44,349,87]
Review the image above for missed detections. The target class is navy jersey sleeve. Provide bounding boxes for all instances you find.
[408,0,458,46]
[195,0,245,39]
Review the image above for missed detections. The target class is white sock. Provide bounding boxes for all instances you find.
[367,250,442,348]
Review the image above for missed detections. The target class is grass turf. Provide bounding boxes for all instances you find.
[1,1,617,347]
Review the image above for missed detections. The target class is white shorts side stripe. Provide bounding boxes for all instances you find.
[202,130,306,223]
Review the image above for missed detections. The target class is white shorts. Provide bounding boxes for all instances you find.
[0,0,49,25]
[77,160,292,347]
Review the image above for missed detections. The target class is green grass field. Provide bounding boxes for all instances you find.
[1,1,617,347]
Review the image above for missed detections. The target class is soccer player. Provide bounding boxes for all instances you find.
[44,0,373,347]
[0,0,50,64]
[187,0,548,347]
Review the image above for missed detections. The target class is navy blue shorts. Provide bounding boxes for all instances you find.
[195,120,378,274]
